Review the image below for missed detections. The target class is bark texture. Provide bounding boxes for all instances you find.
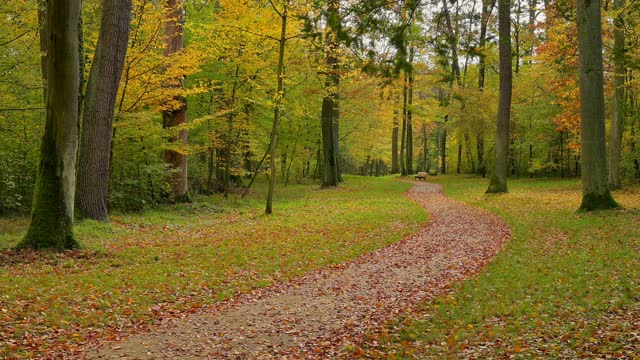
[163,0,189,203]
[577,0,618,210]
[18,0,81,250]
[321,0,340,187]
[76,0,132,221]
[486,0,511,193]
[608,0,626,190]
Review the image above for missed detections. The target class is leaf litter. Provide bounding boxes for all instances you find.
[80,181,510,359]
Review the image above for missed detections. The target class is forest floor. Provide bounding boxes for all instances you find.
[3,176,639,359]
[1,176,427,358]
[82,180,510,359]
[359,176,640,359]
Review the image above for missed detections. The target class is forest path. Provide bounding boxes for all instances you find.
[84,181,510,359]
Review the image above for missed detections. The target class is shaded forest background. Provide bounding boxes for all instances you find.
[1,0,639,215]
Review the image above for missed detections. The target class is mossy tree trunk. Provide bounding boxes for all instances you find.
[576,0,619,210]
[76,0,132,221]
[486,0,511,193]
[18,0,81,251]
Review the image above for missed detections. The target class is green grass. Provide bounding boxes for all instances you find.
[363,176,640,359]
[0,175,427,357]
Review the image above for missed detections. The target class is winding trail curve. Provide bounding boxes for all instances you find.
[84,181,510,359]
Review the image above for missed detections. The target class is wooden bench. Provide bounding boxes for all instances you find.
[414,172,428,181]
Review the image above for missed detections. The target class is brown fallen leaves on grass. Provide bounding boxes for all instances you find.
[1,177,425,358]
[81,181,510,359]
[360,177,640,359]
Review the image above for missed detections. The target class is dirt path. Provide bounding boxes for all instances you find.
[83,181,510,359]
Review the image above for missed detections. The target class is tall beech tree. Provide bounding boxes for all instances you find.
[406,48,415,174]
[576,0,618,210]
[18,0,81,250]
[486,0,511,193]
[163,0,190,203]
[76,0,132,221]
[608,0,626,190]
[321,0,341,187]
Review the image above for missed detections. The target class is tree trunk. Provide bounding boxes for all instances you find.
[456,142,462,174]
[528,0,536,61]
[391,108,399,173]
[477,0,495,90]
[576,0,618,210]
[406,57,414,174]
[400,83,407,176]
[486,0,511,193]
[560,131,564,177]
[265,4,288,214]
[442,0,462,84]
[630,74,640,178]
[477,0,494,178]
[441,115,448,174]
[608,0,626,190]
[76,0,132,221]
[18,0,81,250]
[422,123,428,172]
[514,0,521,74]
[37,0,48,98]
[464,131,474,173]
[224,65,241,199]
[321,0,340,187]
[163,0,189,203]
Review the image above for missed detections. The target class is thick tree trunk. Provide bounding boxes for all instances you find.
[18,0,81,250]
[321,0,340,187]
[608,0,626,190]
[576,0,618,210]
[163,0,189,203]
[265,4,287,214]
[76,0,132,221]
[486,0,511,193]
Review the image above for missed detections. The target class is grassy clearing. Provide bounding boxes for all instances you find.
[0,175,427,357]
[363,176,640,359]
